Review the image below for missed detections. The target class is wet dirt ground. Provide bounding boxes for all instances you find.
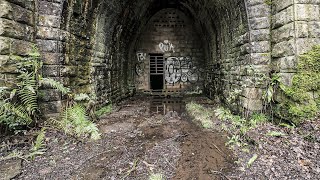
[13,96,234,179]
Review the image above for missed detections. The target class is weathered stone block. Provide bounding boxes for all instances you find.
[251,53,271,65]
[38,89,61,102]
[279,72,295,86]
[308,21,320,38]
[38,15,61,28]
[7,0,34,10]
[246,0,266,7]
[250,29,270,42]
[248,3,270,18]
[249,17,270,30]
[240,97,263,111]
[296,38,320,55]
[272,6,294,29]
[39,100,62,114]
[38,1,62,16]
[272,56,297,72]
[271,39,295,58]
[36,39,62,53]
[272,0,293,13]
[42,65,60,77]
[60,66,77,77]
[271,22,295,43]
[295,4,320,21]
[0,55,9,66]
[0,18,34,41]
[250,41,270,53]
[42,52,63,65]
[0,37,33,55]
[242,87,263,99]
[36,26,67,41]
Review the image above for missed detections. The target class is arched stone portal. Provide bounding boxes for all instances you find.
[1,0,320,117]
[135,8,205,93]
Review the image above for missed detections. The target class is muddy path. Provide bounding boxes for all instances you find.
[14,96,234,179]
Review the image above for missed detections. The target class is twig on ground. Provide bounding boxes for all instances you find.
[122,158,139,179]
[209,170,231,180]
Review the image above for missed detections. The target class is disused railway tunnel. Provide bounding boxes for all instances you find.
[1,0,319,117]
[54,0,261,115]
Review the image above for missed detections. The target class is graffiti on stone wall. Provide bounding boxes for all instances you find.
[135,52,146,76]
[159,40,175,53]
[165,57,199,84]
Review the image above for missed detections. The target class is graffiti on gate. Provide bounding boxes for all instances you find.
[135,52,146,76]
[159,40,175,53]
[165,56,199,84]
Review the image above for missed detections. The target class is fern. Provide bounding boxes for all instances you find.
[74,93,90,101]
[40,78,70,95]
[0,45,70,129]
[59,104,101,140]
[29,127,46,160]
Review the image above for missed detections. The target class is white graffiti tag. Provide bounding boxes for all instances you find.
[136,52,146,62]
[180,57,199,83]
[159,40,175,53]
[135,52,146,76]
[164,56,199,84]
[165,57,181,84]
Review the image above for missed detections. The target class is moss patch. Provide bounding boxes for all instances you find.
[275,45,320,124]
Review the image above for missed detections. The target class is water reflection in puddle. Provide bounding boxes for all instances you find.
[149,97,185,118]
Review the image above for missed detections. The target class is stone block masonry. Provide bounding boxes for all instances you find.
[0,0,319,116]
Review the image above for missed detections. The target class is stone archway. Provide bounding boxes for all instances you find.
[1,0,319,117]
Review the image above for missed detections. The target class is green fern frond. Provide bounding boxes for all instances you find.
[59,104,100,140]
[74,93,90,101]
[40,78,70,95]
[3,103,33,125]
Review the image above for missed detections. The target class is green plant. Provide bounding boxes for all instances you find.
[0,46,69,130]
[28,127,47,160]
[265,0,272,6]
[226,135,242,147]
[214,107,232,121]
[59,104,101,140]
[186,102,213,129]
[279,122,296,129]
[263,74,280,104]
[95,104,112,118]
[272,45,320,124]
[247,154,258,168]
[149,173,164,180]
[249,113,268,127]
[266,131,286,137]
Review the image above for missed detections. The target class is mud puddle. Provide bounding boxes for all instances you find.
[16,96,234,180]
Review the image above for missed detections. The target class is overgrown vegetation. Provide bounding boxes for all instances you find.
[0,128,47,162]
[58,104,101,140]
[273,45,320,124]
[0,45,100,141]
[95,104,112,118]
[215,107,268,147]
[28,127,47,160]
[0,47,69,130]
[186,102,213,128]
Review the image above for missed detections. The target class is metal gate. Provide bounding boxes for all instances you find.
[149,54,164,90]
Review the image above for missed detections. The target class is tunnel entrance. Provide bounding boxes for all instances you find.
[135,8,205,94]
[150,54,164,90]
